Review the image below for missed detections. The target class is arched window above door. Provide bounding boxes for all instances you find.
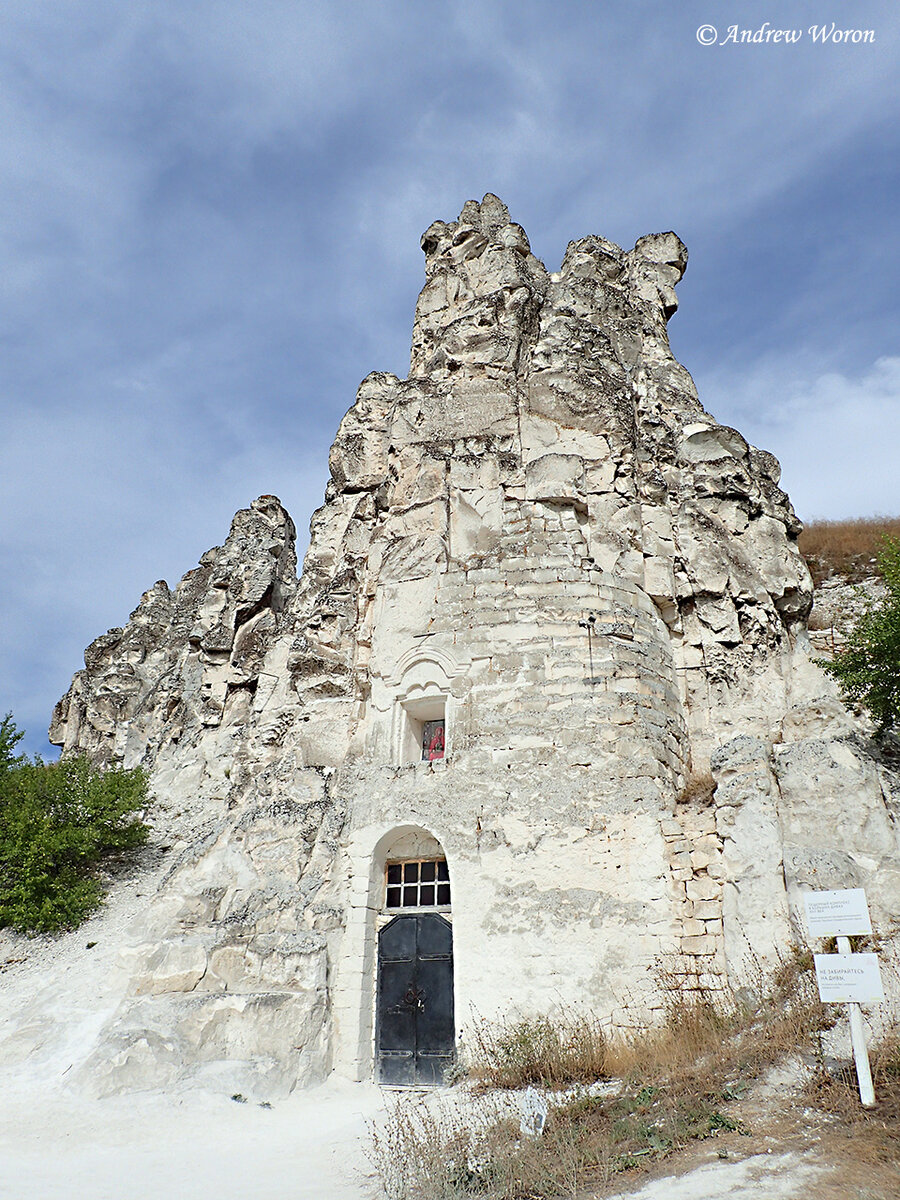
[385,857,451,910]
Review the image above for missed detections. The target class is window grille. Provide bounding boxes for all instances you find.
[385,858,451,909]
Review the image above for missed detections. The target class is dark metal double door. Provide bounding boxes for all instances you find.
[377,914,454,1085]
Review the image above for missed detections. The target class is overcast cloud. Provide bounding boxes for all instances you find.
[2,0,898,754]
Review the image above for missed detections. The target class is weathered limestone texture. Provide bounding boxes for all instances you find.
[45,195,899,1096]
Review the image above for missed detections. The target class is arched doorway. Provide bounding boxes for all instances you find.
[377,912,454,1084]
[374,831,455,1085]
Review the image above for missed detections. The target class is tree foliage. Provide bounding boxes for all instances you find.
[822,535,900,735]
[0,715,149,934]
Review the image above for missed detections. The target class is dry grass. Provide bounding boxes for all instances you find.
[800,517,900,585]
[370,953,838,1199]
[370,1093,517,1200]
[675,770,716,806]
[466,1012,609,1090]
[809,1030,900,1166]
[602,954,828,1098]
[370,1083,746,1200]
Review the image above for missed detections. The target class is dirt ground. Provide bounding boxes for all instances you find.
[593,1074,900,1200]
[0,1076,385,1200]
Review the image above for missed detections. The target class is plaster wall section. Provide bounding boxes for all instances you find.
[329,760,677,1081]
[363,488,686,778]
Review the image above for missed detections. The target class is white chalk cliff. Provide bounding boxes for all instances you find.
[38,195,899,1097]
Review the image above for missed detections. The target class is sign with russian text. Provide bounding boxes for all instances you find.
[814,953,884,1004]
[803,888,872,938]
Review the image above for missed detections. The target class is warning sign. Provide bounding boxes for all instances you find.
[814,953,884,1004]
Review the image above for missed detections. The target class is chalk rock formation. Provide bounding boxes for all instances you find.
[43,196,899,1098]
[51,495,297,769]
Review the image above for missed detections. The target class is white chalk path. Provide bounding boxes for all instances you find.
[604,1152,827,1200]
[0,1078,384,1200]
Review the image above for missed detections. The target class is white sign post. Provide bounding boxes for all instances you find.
[803,889,879,1108]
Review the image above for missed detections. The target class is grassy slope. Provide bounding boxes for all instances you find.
[799,517,900,586]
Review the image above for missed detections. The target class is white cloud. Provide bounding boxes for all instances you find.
[697,356,900,522]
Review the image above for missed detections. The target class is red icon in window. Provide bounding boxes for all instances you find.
[422,719,445,761]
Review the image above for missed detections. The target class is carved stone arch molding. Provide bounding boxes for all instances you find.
[387,644,469,765]
[384,644,467,689]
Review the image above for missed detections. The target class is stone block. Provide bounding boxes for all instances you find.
[681,918,705,937]
[698,973,727,991]
[686,878,721,902]
[681,931,720,960]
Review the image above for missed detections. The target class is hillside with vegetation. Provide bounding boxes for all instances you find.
[0,715,148,934]
[799,517,900,586]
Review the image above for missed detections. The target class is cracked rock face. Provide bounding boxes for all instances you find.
[43,195,898,1098]
[50,495,297,768]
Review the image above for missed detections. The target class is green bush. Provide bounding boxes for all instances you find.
[0,715,149,934]
[822,536,900,735]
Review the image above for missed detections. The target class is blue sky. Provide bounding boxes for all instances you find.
[2,0,898,755]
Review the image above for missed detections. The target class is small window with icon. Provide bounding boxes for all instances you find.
[422,719,445,761]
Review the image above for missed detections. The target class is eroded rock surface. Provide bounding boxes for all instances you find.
[50,495,297,770]
[38,195,898,1098]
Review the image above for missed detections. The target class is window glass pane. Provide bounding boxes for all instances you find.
[384,859,451,910]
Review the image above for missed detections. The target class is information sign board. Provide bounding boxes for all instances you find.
[803,888,872,938]
[814,953,884,1004]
